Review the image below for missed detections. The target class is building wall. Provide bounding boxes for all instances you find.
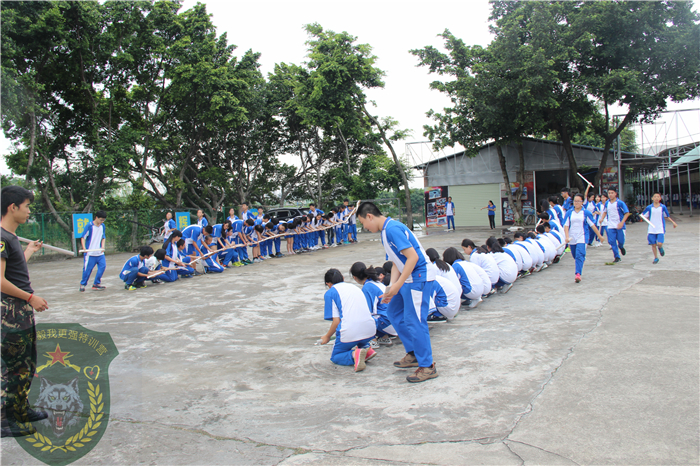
[425,139,615,187]
[450,184,501,228]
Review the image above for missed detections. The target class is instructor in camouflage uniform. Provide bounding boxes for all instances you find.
[1,186,49,438]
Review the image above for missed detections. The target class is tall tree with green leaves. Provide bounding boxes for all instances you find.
[570,1,700,187]
[298,23,416,228]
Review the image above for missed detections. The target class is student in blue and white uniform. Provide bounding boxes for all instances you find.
[238,202,255,222]
[584,190,599,245]
[162,212,176,246]
[549,196,565,225]
[161,232,195,281]
[196,209,208,229]
[198,235,225,273]
[347,206,358,242]
[181,224,204,256]
[485,237,518,293]
[564,193,604,283]
[445,197,456,231]
[350,262,397,346]
[427,272,461,323]
[227,207,239,224]
[80,210,107,292]
[641,192,678,264]
[319,269,377,372]
[503,237,531,274]
[462,239,499,290]
[561,188,573,214]
[539,223,565,260]
[599,188,630,263]
[119,246,154,290]
[534,230,557,265]
[442,247,489,309]
[514,232,543,272]
[357,201,438,383]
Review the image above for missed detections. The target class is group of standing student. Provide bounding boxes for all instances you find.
[114,201,362,290]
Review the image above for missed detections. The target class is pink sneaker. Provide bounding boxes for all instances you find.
[365,347,377,362]
[575,273,581,283]
[353,347,367,372]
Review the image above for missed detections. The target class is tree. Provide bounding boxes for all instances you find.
[570,1,700,187]
[411,31,543,222]
[299,24,417,228]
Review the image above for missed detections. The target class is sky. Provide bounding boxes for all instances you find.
[2,0,699,178]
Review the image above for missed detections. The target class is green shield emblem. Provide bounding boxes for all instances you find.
[14,323,119,466]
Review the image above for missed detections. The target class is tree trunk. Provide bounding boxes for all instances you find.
[361,106,413,229]
[558,123,584,192]
[26,106,36,185]
[594,107,632,188]
[37,181,72,235]
[131,211,139,251]
[496,143,519,223]
[337,126,352,177]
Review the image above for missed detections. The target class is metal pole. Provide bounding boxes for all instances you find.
[688,163,693,217]
[677,166,684,215]
[668,154,674,213]
[617,117,622,196]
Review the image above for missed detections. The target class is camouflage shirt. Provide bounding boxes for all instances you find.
[1,226,33,299]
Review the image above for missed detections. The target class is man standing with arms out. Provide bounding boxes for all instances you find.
[239,202,255,222]
[79,210,107,292]
[599,187,631,263]
[445,196,456,231]
[357,201,438,383]
[1,186,50,437]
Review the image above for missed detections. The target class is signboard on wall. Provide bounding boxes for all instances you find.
[600,167,619,193]
[500,172,535,225]
[425,186,448,227]
[72,213,93,239]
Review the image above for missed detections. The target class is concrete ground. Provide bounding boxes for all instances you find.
[2,217,698,465]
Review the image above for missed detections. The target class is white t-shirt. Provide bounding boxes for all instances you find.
[470,251,499,285]
[564,209,596,244]
[324,282,376,343]
[430,275,461,319]
[492,251,518,284]
[606,200,621,228]
[643,205,668,235]
[87,224,104,257]
[446,202,454,216]
[435,263,461,294]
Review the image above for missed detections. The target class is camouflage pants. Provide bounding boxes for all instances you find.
[1,296,37,416]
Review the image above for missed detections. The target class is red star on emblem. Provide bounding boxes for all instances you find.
[46,344,70,366]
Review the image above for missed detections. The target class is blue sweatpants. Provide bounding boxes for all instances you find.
[274,237,281,253]
[374,315,394,338]
[607,228,625,259]
[387,281,434,367]
[218,248,236,266]
[330,335,374,366]
[204,257,224,273]
[120,266,148,285]
[349,224,357,241]
[446,215,455,230]
[569,243,587,275]
[81,255,106,286]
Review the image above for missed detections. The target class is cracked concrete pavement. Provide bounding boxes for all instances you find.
[2,216,698,465]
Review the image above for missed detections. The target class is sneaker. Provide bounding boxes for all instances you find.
[135,282,147,289]
[659,247,665,257]
[92,284,106,291]
[370,339,379,349]
[193,270,204,276]
[151,279,162,284]
[500,283,513,294]
[486,288,497,297]
[322,245,329,249]
[540,263,549,271]
[467,298,482,309]
[406,363,438,383]
[575,273,581,283]
[365,348,377,362]
[613,257,621,263]
[427,313,447,323]
[565,247,570,253]
[377,336,393,346]
[353,347,368,372]
[330,244,337,248]
[125,285,137,291]
[620,246,626,256]
[393,353,419,368]
[79,285,85,292]
[343,241,350,245]
[653,258,659,264]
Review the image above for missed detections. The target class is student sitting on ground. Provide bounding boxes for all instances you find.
[485,237,518,294]
[198,235,225,273]
[514,232,544,272]
[442,247,488,309]
[119,246,155,290]
[162,238,195,281]
[350,262,397,347]
[319,268,377,372]
[426,272,461,323]
[425,248,462,293]
[462,239,499,294]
